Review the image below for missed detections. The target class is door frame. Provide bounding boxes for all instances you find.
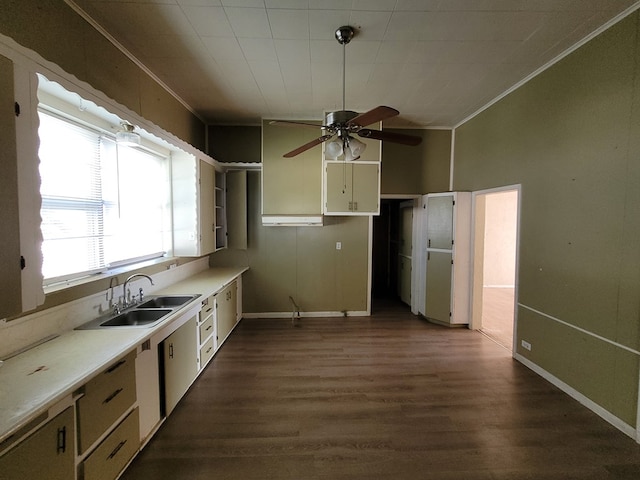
[469,185,521,353]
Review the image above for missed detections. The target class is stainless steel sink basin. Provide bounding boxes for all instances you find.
[76,293,200,330]
[100,309,171,327]
[137,295,198,309]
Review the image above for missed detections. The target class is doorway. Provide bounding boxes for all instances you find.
[371,198,416,312]
[471,187,520,351]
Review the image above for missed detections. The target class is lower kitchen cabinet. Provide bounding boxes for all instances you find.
[162,315,198,415]
[216,281,237,344]
[77,350,137,454]
[0,407,75,480]
[81,408,139,480]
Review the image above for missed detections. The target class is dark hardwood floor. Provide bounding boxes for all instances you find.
[122,301,640,480]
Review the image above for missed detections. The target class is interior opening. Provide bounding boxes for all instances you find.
[372,199,413,312]
[472,188,519,351]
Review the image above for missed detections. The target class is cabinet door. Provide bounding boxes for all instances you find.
[325,162,353,213]
[0,55,22,319]
[426,195,454,249]
[199,159,216,254]
[226,170,247,249]
[216,281,237,344]
[0,407,75,480]
[351,163,379,213]
[425,251,452,324]
[163,316,198,415]
[398,255,412,306]
[399,204,413,257]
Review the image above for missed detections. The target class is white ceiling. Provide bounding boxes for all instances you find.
[71,0,639,127]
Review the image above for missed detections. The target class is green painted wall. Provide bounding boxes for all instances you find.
[0,0,205,150]
[454,13,640,426]
[208,125,261,163]
[210,171,370,314]
[381,129,451,195]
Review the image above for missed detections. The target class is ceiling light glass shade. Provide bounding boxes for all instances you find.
[348,136,366,157]
[116,122,141,147]
[325,139,343,159]
[115,130,141,146]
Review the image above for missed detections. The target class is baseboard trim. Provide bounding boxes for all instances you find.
[514,353,637,442]
[243,311,369,319]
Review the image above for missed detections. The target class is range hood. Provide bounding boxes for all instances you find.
[261,215,324,227]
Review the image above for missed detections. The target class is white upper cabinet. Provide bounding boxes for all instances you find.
[322,121,382,216]
[172,153,216,257]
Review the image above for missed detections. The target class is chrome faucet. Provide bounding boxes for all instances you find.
[123,273,154,309]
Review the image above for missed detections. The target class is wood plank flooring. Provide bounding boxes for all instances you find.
[121,301,640,480]
[481,287,515,350]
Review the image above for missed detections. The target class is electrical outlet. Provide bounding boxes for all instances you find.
[336,242,342,250]
[521,340,532,351]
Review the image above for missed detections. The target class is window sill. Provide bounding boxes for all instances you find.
[43,257,182,295]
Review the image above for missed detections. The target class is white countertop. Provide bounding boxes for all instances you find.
[0,266,247,444]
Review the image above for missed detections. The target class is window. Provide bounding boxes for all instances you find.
[38,109,171,283]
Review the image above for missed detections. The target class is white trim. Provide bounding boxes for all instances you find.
[63,0,203,123]
[366,216,373,315]
[243,311,369,319]
[469,184,521,348]
[515,353,637,441]
[454,2,640,129]
[380,194,420,199]
[519,303,640,357]
[0,32,211,166]
[449,128,455,191]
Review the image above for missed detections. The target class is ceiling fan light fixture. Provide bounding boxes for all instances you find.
[347,136,366,159]
[325,139,344,159]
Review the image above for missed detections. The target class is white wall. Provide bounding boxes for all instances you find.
[483,190,517,287]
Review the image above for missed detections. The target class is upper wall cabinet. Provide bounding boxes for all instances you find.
[173,152,247,255]
[324,162,380,215]
[323,122,382,216]
[226,170,248,249]
[261,120,323,224]
[173,154,216,256]
[1,60,45,319]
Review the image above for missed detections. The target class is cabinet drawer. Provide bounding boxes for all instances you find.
[200,294,215,317]
[199,336,215,368]
[77,351,136,453]
[199,315,214,343]
[83,408,139,480]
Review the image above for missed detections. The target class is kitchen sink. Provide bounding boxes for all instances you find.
[137,295,198,309]
[100,309,172,327]
[76,293,200,330]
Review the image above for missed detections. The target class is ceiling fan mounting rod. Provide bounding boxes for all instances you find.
[335,26,354,113]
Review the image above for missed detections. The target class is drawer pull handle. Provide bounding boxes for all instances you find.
[169,343,174,359]
[206,346,212,354]
[206,325,212,331]
[103,388,123,404]
[57,426,67,453]
[107,440,127,460]
[106,359,126,374]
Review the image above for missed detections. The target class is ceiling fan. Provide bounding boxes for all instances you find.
[270,26,422,159]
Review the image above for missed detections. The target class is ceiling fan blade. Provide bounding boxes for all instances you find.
[347,106,399,127]
[283,134,334,158]
[357,129,422,146]
[269,120,326,130]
